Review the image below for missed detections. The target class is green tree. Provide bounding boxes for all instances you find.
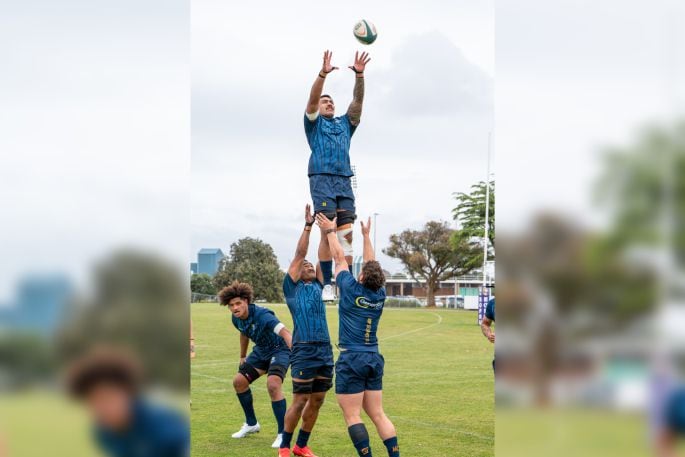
[214,237,284,302]
[595,123,685,264]
[452,180,495,250]
[57,250,189,391]
[190,273,216,295]
[384,221,480,307]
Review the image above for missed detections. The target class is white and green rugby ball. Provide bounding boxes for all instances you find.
[353,19,377,45]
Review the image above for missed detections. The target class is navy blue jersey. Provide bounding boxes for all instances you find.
[485,298,495,321]
[336,270,386,351]
[666,387,685,434]
[304,113,357,177]
[283,274,330,344]
[231,304,287,351]
[95,399,189,457]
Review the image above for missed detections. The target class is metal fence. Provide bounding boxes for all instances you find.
[191,292,218,303]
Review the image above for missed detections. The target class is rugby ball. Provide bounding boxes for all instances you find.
[353,20,377,45]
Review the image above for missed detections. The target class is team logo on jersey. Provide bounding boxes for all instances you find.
[355,297,383,309]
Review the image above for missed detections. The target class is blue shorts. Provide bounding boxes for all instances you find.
[309,174,356,215]
[290,343,334,380]
[245,346,290,378]
[335,352,384,394]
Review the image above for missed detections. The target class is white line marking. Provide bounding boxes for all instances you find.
[379,312,443,342]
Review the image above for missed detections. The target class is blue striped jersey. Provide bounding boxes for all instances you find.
[283,274,330,343]
[231,304,287,351]
[336,270,386,350]
[304,113,357,177]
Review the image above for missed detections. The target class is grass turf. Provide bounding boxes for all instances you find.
[191,303,494,457]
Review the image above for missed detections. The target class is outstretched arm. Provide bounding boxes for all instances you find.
[360,217,374,262]
[288,205,315,281]
[316,213,348,276]
[346,51,370,126]
[307,50,338,115]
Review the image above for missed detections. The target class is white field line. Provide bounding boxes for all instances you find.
[192,312,445,366]
[378,312,443,342]
[389,416,494,442]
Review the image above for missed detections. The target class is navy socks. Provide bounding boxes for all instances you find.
[236,389,257,426]
[348,423,372,456]
[271,399,286,433]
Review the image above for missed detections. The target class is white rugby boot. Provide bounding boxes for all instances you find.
[271,433,283,448]
[231,422,260,438]
[321,284,337,301]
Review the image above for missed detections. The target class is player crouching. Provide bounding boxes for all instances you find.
[220,281,293,448]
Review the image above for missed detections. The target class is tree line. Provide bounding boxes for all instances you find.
[191,180,495,307]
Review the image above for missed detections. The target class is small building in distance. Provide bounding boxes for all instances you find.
[197,248,225,276]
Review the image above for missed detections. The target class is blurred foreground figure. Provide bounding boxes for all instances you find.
[66,348,189,457]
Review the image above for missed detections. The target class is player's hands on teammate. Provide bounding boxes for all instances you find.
[360,216,372,236]
[348,51,371,74]
[315,213,337,231]
[305,204,315,225]
[321,50,338,74]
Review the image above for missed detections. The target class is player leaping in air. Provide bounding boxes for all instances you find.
[279,205,336,457]
[316,213,400,457]
[304,49,370,301]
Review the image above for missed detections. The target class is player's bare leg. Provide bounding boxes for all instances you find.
[266,375,287,448]
[363,391,400,457]
[338,393,372,457]
[293,389,327,456]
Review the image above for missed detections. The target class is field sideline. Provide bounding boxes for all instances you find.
[191,302,494,457]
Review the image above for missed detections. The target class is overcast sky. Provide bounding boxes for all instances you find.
[191,0,495,273]
[0,0,189,301]
[3,0,682,302]
[497,0,685,233]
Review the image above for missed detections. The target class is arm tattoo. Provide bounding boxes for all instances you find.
[347,77,364,124]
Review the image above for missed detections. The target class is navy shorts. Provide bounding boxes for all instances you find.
[309,174,356,215]
[290,343,334,380]
[245,346,290,377]
[335,351,384,394]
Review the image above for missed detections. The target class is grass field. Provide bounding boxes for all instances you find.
[0,391,102,457]
[191,302,494,457]
[496,408,649,457]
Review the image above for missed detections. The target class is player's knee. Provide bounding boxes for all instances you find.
[310,395,325,409]
[233,374,249,392]
[266,377,282,398]
[291,391,310,409]
[337,227,354,257]
[336,209,356,227]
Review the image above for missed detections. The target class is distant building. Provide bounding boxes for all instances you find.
[0,274,74,335]
[197,248,225,276]
[382,274,490,310]
[190,262,198,274]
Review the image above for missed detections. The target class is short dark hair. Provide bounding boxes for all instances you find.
[66,347,142,399]
[320,94,333,101]
[219,280,254,306]
[361,260,385,292]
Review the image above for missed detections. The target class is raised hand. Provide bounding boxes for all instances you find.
[360,216,371,236]
[305,204,315,225]
[316,213,337,231]
[322,50,339,74]
[348,51,371,74]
